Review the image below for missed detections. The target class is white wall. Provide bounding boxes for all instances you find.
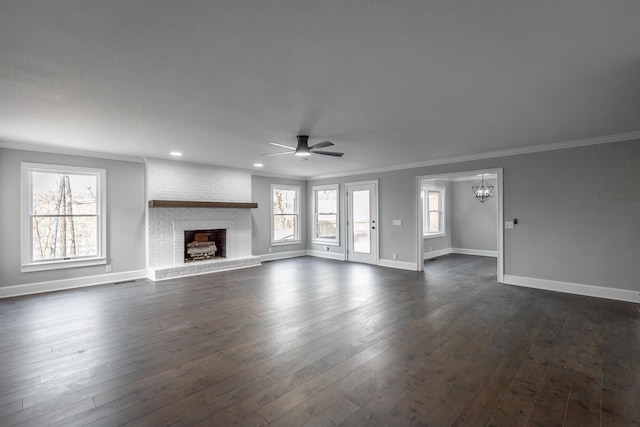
[146,158,251,202]
[145,158,253,268]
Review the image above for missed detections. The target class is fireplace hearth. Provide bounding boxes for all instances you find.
[184,229,226,263]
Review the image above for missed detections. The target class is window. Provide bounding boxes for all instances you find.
[313,184,339,245]
[423,184,445,237]
[22,163,107,272]
[271,184,300,245]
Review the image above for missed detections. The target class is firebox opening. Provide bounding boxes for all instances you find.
[184,229,226,263]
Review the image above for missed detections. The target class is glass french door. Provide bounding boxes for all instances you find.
[346,182,378,265]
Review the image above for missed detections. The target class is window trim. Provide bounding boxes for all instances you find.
[21,162,107,272]
[423,184,446,239]
[312,184,340,246]
[270,184,301,246]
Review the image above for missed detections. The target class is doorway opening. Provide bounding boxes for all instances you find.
[416,169,504,282]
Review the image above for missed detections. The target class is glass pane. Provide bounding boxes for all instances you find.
[316,214,337,239]
[32,216,98,260]
[429,212,441,233]
[316,189,337,214]
[273,189,297,214]
[32,172,97,215]
[352,190,370,253]
[428,191,439,212]
[273,214,297,241]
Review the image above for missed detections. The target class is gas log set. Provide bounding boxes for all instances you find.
[184,229,226,263]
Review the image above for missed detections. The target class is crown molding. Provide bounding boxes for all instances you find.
[430,173,497,183]
[309,130,640,180]
[0,140,145,163]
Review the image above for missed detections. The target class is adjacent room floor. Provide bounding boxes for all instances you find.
[0,255,638,426]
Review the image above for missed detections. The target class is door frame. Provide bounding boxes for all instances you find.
[416,168,504,283]
[345,179,379,265]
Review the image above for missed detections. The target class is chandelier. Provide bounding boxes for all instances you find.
[472,175,494,202]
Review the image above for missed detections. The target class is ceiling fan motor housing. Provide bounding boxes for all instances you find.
[295,135,311,156]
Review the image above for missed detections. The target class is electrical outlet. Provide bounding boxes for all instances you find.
[106,264,112,273]
[392,253,397,260]
[429,246,433,252]
[268,247,272,253]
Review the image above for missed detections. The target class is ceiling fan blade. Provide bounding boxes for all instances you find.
[312,150,344,157]
[269,142,296,150]
[309,141,334,150]
[262,151,295,156]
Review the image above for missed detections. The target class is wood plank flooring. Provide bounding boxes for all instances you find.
[0,254,638,426]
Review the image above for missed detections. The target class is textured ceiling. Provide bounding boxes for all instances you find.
[1,1,639,178]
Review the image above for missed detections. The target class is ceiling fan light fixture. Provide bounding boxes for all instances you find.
[294,149,311,157]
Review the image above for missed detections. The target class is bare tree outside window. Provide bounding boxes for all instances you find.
[31,171,98,260]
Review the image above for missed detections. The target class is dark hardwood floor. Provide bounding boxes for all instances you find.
[0,255,638,426]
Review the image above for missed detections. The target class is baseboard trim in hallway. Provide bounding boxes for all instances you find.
[503,274,640,303]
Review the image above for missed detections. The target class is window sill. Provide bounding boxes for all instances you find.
[271,240,302,247]
[22,257,107,273]
[312,240,339,246]
[423,233,446,239]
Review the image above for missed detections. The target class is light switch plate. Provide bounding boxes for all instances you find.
[505,221,514,229]
[392,219,402,226]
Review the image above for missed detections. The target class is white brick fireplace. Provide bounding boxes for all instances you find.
[145,158,260,280]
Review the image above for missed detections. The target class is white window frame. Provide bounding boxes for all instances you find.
[312,184,339,246]
[21,162,107,272]
[423,184,446,238]
[271,184,301,246]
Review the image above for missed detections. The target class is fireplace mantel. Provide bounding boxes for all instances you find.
[148,200,258,209]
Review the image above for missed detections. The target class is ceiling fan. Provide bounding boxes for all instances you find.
[263,135,344,157]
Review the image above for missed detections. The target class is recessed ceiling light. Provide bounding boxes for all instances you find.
[170,151,183,157]
[253,163,264,167]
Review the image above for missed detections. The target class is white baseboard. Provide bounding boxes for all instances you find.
[452,248,498,257]
[423,247,498,260]
[0,269,148,299]
[378,259,418,271]
[503,274,640,303]
[423,248,453,260]
[307,250,346,261]
[260,250,308,262]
